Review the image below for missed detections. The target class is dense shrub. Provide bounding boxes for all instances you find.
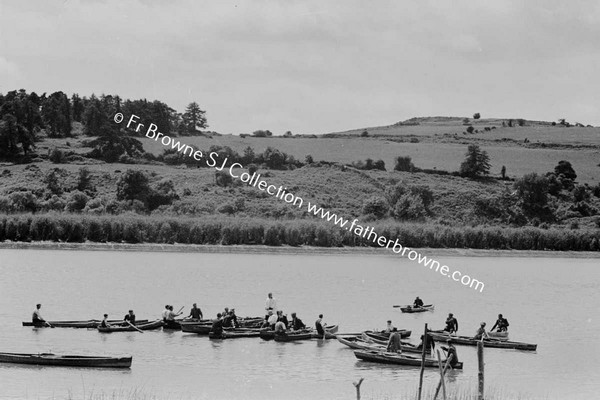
[49,148,65,163]
[362,196,389,218]
[116,169,151,204]
[65,190,89,212]
[394,156,414,172]
[8,191,38,212]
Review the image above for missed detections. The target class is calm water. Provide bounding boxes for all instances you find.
[0,249,599,400]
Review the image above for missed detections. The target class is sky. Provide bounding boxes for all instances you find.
[1,0,599,134]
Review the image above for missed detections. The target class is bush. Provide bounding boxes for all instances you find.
[466,126,475,134]
[65,190,89,212]
[361,130,369,137]
[362,196,389,218]
[215,171,233,187]
[77,167,94,193]
[116,169,151,204]
[147,179,179,210]
[555,160,577,180]
[573,185,590,202]
[393,194,427,220]
[49,148,65,163]
[394,156,414,172]
[44,169,63,195]
[473,113,481,119]
[384,184,406,206]
[8,191,38,212]
[42,195,66,212]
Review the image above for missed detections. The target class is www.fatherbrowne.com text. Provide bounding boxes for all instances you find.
[117,113,485,293]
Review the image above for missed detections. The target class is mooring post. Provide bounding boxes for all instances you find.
[478,340,485,400]
[417,323,428,400]
[435,350,447,400]
[433,353,452,400]
[353,377,364,400]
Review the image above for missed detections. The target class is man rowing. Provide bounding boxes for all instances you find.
[490,314,509,332]
[187,303,203,321]
[124,310,136,325]
[473,322,489,340]
[32,304,49,327]
[386,328,402,353]
[413,297,424,308]
[290,312,305,330]
[444,313,459,334]
[164,305,182,329]
[161,305,170,322]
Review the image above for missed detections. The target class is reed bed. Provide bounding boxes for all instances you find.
[0,213,598,251]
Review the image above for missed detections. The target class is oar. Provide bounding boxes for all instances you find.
[175,306,184,316]
[44,321,53,328]
[126,321,144,333]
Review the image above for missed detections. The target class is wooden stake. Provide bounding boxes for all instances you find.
[417,323,427,400]
[353,377,364,400]
[436,350,447,400]
[478,340,485,400]
[433,354,453,400]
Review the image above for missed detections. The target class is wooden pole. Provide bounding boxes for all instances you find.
[433,354,453,400]
[353,377,364,400]
[478,340,485,400]
[417,323,427,400]
[435,350,447,400]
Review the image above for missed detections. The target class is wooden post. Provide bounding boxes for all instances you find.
[435,350,447,400]
[478,341,485,400]
[417,323,427,400]
[353,377,364,400]
[433,354,453,400]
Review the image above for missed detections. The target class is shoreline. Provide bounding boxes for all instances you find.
[1,241,599,258]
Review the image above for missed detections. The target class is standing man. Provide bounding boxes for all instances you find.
[315,314,326,338]
[265,293,277,316]
[187,303,203,321]
[32,304,49,327]
[387,328,402,353]
[444,313,459,334]
[124,310,136,325]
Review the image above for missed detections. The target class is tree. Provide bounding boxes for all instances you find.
[41,91,71,137]
[554,160,577,181]
[361,130,369,137]
[116,169,151,205]
[466,126,475,134]
[459,144,490,178]
[71,94,84,122]
[394,156,414,172]
[263,147,286,169]
[514,173,552,218]
[82,95,110,136]
[501,165,506,179]
[242,146,255,164]
[473,113,481,119]
[362,196,389,218]
[181,102,207,134]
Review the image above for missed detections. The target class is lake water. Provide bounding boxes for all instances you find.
[0,248,599,400]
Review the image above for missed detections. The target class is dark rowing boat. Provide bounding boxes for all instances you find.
[22,319,149,328]
[354,350,463,369]
[97,320,164,333]
[429,332,537,351]
[363,329,412,340]
[260,325,339,341]
[338,334,429,355]
[180,317,264,334]
[396,304,435,313]
[273,332,313,342]
[0,352,132,368]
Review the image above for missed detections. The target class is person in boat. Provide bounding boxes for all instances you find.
[276,311,289,328]
[473,322,489,340]
[261,310,278,329]
[490,314,509,332]
[315,314,326,338]
[274,320,287,335]
[210,313,224,337]
[32,304,49,327]
[265,293,277,317]
[385,320,396,333]
[100,314,111,328]
[123,310,136,325]
[187,303,203,321]
[386,328,402,353]
[444,313,459,334]
[164,305,182,329]
[413,297,424,308]
[290,312,306,331]
[417,330,435,352]
[228,309,239,328]
[440,340,459,367]
[161,305,170,322]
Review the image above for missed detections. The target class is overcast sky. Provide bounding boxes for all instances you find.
[1,0,599,134]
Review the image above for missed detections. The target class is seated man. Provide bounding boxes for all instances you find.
[229,309,239,328]
[100,314,111,328]
[490,314,509,332]
[277,311,289,328]
[267,310,278,330]
[385,320,395,333]
[274,320,287,335]
[473,322,489,340]
[290,312,305,330]
[32,304,48,327]
[413,297,424,308]
[124,310,136,325]
[416,331,435,352]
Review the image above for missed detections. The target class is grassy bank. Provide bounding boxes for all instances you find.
[1,213,599,251]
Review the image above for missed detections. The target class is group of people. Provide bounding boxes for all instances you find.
[441,312,510,339]
[260,292,327,337]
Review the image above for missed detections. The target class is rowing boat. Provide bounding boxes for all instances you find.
[363,329,411,340]
[338,334,429,355]
[273,332,313,342]
[0,352,132,368]
[208,329,262,339]
[354,350,463,369]
[180,317,265,334]
[22,319,149,328]
[97,320,164,333]
[396,304,434,313]
[429,332,537,351]
[488,331,509,339]
[260,325,338,341]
